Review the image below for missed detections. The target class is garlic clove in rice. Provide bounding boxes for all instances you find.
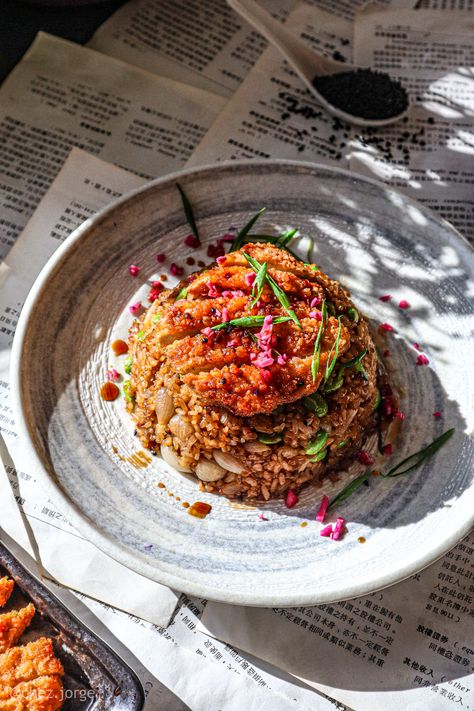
[168,413,194,442]
[155,388,175,425]
[160,444,192,473]
[196,459,227,482]
[212,450,244,474]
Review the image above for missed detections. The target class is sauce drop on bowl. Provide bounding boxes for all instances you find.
[188,502,212,519]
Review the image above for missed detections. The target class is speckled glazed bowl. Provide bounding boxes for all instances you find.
[11,161,474,606]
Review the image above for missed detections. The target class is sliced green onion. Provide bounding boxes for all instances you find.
[243,252,301,328]
[372,388,381,412]
[152,313,162,324]
[211,315,291,331]
[354,362,369,381]
[336,439,349,449]
[175,287,188,301]
[124,356,133,375]
[276,228,298,247]
[311,300,328,382]
[323,369,344,394]
[324,349,368,393]
[382,429,455,478]
[309,448,327,463]
[327,471,371,510]
[176,183,200,242]
[305,430,328,456]
[230,208,266,252]
[257,433,282,444]
[251,261,267,307]
[123,380,134,403]
[347,307,359,323]
[303,392,328,418]
[137,330,145,340]
[324,317,343,384]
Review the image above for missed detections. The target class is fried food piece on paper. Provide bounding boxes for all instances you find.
[0,579,15,609]
[0,605,35,654]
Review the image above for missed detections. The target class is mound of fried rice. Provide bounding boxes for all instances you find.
[126,242,379,501]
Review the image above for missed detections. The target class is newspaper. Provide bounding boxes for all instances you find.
[0,32,225,261]
[187,4,354,167]
[0,148,179,627]
[198,530,474,711]
[188,3,474,244]
[88,0,410,99]
[351,6,474,241]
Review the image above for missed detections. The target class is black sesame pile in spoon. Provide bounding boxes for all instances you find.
[313,69,409,121]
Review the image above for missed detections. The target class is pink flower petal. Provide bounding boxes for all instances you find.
[383,443,393,456]
[413,342,422,351]
[170,263,184,277]
[129,264,140,277]
[216,255,227,265]
[416,354,429,366]
[245,272,256,287]
[201,327,213,337]
[277,354,288,365]
[129,301,142,315]
[433,411,442,418]
[380,323,394,332]
[315,494,329,523]
[184,234,200,248]
[222,307,230,323]
[358,450,373,466]
[258,513,268,521]
[260,368,272,383]
[106,368,120,382]
[309,310,322,320]
[320,524,333,537]
[330,517,346,541]
[393,411,406,420]
[285,490,298,508]
[310,296,322,307]
[399,299,410,309]
[378,294,391,302]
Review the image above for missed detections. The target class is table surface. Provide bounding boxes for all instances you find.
[0,0,127,84]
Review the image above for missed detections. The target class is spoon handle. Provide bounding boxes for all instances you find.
[227,0,334,81]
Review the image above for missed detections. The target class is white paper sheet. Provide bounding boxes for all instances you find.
[88,0,400,100]
[199,529,474,711]
[187,4,354,168]
[0,148,179,627]
[0,32,225,260]
[350,6,474,242]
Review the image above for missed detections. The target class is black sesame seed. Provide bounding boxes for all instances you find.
[221,377,227,384]
[202,337,208,343]
[312,69,408,120]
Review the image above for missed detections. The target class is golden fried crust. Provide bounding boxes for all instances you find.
[0,639,64,697]
[2,675,63,711]
[0,605,35,654]
[0,579,14,609]
[151,243,351,416]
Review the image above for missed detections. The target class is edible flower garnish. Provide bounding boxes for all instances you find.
[309,310,322,320]
[106,368,120,382]
[216,255,227,265]
[380,323,394,332]
[379,294,391,302]
[177,183,201,245]
[245,272,256,287]
[416,354,429,366]
[399,299,410,309]
[230,208,266,252]
[413,342,422,351]
[211,315,291,331]
[242,252,301,328]
[258,513,269,521]
[310,296,322,308]
[433,411,442,418]
[331,517,346,540]
[129,264,140,277]
[285,490,299,508]
[129,302,142,315]
[320,524,333,537]
[316,494,329,522]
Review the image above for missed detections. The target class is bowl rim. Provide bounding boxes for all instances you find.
[10,158,474,606]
